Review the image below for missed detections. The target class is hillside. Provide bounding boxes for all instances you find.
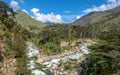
[0,0,120,75]
[15,11,45,33]
[72,11,103,26]
[0,1,30,75]
[72,5,120,26]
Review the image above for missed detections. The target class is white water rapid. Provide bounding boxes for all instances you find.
[26,43,91,75]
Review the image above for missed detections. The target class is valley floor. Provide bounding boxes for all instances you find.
[26,39,95,75]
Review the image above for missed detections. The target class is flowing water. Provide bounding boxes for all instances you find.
[27,44,47,75]
[26,43,91,75]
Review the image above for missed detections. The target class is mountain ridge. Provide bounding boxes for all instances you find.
[72,5,120,26]
[15,11,45,33]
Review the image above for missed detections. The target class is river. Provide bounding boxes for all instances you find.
[26,43,91,75]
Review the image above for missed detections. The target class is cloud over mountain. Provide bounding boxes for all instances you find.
[83,0,120,13]
[31,8,62,23]
[10,0,19,10]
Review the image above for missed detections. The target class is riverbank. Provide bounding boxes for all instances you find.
[26,39,95,75]
[36,46,80,63]
[36,39,94,63]
[41,43,92,75]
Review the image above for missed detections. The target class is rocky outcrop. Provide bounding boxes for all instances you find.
[47,57,85,75]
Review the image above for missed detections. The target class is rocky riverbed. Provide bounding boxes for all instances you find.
[26,42,93,75]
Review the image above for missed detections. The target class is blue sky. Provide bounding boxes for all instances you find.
[3,0,120,23]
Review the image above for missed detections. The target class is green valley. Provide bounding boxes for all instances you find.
[0,0,120,75]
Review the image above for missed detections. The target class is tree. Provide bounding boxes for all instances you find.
[0,0,15,30]
[87,32,120,75]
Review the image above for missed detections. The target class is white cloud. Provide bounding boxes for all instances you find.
[31,8,39,14]
[76,16,82,19]
[22,9,28,14]
[63,10,71,14]
[31,8,62,23]
[83,0,120,13]
[10,0,19,10]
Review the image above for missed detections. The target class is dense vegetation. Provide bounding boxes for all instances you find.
[32,24,97,55]
[0,1,30,75]
[86,32,120,75]
[33,19,120,55]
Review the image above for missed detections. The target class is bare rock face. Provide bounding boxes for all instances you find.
[0,58,17,75]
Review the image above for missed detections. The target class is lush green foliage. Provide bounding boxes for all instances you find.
[87,32,120,75]
[33,20,120,55]
[15,11,45,33]
[0,1,30,75]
